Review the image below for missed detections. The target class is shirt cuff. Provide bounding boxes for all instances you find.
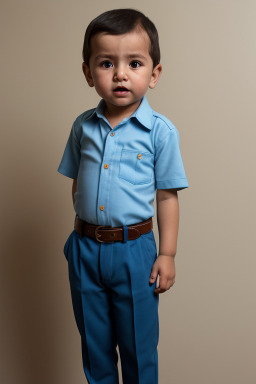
[156,178,189,190]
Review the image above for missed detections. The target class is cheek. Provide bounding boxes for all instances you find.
[132,74,151,90]
[93,71,111,87]
[133,70,152,83]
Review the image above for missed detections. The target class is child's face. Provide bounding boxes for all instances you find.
[82,29,162,115]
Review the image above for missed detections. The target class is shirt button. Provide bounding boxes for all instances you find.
[110,132,115,136]
[104,164,108,169]
[100,205,104,211]
[138,153,142,160]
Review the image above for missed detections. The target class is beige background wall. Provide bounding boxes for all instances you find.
[1,0,255,383]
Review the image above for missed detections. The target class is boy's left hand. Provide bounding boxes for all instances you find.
[149,255,176,294]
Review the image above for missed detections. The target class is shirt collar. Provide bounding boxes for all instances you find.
[88,95,153,130]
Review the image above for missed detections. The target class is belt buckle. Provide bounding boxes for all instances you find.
[95,225,112,243]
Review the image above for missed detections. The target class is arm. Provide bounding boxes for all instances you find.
[72,178,77,207]
[156,188,179,258]
[149,189,179,294]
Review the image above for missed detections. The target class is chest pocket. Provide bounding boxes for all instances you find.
[119,149,154,185]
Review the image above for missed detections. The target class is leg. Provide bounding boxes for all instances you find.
[64,230,119,384]
[108,230,159,384]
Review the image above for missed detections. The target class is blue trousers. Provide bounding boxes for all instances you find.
[63,226,159,384]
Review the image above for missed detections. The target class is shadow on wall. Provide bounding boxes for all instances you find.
[0,173,84,384]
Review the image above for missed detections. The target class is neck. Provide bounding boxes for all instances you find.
[104,99,142,120]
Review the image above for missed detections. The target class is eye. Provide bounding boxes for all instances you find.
[130,60,142,69]
[100,60,113,68]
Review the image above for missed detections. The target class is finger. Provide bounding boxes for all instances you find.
[155,280,173,294]
[154,287,165,294]
[149,270,158,283]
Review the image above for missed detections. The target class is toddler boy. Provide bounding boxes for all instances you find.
[58,8,189,384]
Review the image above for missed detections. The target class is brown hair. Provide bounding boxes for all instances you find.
[82,8,161,68]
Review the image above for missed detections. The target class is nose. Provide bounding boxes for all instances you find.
[113,65,128,81]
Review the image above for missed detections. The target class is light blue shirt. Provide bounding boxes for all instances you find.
[57,95,189,227]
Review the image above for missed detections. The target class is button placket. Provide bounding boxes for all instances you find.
[97,128,118,225]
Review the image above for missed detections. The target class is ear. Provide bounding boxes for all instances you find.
[149,63,162,89]
[82,62,94,87]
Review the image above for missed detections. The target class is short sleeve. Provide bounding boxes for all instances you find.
[155,127,189,190]
[57,122,81,179]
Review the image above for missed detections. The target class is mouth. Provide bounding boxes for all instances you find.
[113,86,130,93]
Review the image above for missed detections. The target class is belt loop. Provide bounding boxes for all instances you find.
[122,226,128,243]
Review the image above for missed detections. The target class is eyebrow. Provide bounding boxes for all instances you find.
[95,53,148,60]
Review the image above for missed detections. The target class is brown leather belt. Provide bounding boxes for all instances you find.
[74,215,153,243]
